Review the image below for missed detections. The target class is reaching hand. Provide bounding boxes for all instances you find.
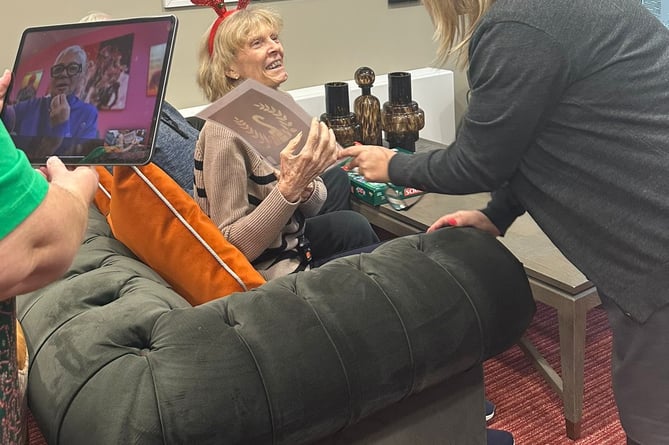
[276,118,337,202]
[428,209,501,237]
[49,94,71,127]
[337,144,396,183]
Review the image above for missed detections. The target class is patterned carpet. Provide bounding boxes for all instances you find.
[484,303,626,444]
[26,411,45,445]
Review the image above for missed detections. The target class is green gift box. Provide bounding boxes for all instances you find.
[339,148,424,206]
[347,173,389,206]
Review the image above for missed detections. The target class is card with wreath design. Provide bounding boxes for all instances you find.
[197,78,313,167]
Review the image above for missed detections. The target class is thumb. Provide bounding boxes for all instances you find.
[44,156,68,180]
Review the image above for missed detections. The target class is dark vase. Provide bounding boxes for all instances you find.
[381,71,425,152]
[353,67,383,146]
[320,81,362,147]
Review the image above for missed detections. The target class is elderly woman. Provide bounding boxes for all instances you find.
[192,1,379,279]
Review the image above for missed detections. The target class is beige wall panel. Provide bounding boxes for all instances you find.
[0,0,468,121]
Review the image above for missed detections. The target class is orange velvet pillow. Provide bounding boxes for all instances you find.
[94,166,113,216]
[104,163,265,306]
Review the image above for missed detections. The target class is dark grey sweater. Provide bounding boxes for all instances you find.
[389,0,669,322]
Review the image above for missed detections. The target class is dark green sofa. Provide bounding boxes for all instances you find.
[17,207,535,444]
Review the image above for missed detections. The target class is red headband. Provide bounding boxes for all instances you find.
[191,0,251,55]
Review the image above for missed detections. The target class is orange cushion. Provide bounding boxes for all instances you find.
[107,163,266,306]
[94,166,113,216]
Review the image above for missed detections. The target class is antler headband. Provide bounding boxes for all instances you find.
[191,0,251,56]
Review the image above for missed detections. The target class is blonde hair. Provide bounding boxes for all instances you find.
[79,12,113,23]
[197,7,283,102]
[422,0,495,67]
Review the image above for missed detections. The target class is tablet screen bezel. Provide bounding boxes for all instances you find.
[1,15,178,166]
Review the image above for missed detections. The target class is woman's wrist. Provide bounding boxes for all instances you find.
[299,181,315,202]
[276,180,301,203]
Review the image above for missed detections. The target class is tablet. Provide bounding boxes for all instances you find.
[0,15,178,165]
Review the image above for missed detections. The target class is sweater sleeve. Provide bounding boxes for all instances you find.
[388,22,570,194]
[480,185,526,236]
[0,122,48,239]
[297,177,326,217]
[199,123,300,261]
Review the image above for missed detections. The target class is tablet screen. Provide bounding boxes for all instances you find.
[0,15,178,165]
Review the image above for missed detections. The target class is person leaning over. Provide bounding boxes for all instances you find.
[340,1,669,444]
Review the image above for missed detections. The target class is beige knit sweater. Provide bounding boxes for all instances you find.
[193,121,326,280]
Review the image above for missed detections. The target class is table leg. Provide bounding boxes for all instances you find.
[524,281,601,441]
[557,300,587,440]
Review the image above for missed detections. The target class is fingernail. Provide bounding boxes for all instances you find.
[446,217,457,226]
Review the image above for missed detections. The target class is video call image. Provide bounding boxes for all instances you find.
[0,17,175,165]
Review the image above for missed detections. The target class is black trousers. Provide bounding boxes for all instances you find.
[306,167,379,265]
[305,211,380,265]
[318,166,352,214]
[600,293,669,445]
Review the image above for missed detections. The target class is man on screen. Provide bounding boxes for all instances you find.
[7,45,99,157]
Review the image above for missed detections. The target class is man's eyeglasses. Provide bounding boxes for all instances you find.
[50,62,82,78]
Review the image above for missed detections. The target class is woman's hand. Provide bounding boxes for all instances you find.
[337,144,396,183]
[277,118,337,202]
[427,209,501,237]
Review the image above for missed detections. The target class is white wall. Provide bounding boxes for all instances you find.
[182,67,456,145]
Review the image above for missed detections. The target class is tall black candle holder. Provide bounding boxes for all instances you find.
[381,72,425,152]
[319,81,361,147]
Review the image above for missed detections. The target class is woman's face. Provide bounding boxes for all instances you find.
[228,28,287,89]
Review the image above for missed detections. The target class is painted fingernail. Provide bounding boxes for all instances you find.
[446,217,457,226]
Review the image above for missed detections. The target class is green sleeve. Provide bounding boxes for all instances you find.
[0,121,48,239]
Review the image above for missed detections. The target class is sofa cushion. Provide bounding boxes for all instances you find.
[152,101,199,195]
[102,163,265,306]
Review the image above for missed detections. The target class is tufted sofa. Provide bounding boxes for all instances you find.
[17,207,535,445]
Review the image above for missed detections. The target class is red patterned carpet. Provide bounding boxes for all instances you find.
[27,412,45,445]
[484,303,626,444]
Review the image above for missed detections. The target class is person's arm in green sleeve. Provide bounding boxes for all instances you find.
[0,70,99,300]
[0,159,98,299]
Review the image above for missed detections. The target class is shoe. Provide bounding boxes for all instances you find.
[485,399,496,422]
[486,428,514,445]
